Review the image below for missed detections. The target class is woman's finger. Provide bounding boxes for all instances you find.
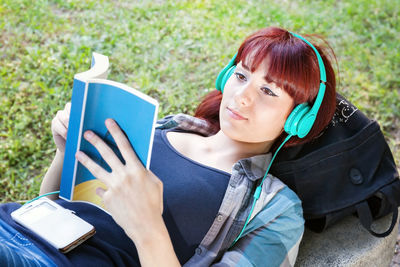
[83,130,125,171]
[75,151,111,187]
[105,119,143,168]
[65,102,71,114]
[52,116,68,139]
[60,109,70,129]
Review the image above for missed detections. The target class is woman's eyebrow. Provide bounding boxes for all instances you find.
[241,63,251,71]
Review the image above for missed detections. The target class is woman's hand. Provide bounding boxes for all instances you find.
[75,118,164,243]
[76,119,180,266]
[51,102,71,154]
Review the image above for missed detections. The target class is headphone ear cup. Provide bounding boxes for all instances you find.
[297,112,317,138]
[284,103,310,137]
[219,66,236,93]
[216,68,227,92]
[216,53,237,92]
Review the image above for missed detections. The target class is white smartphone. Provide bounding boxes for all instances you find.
[11,197,96,253]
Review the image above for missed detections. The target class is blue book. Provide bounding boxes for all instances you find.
[59,53,159,210]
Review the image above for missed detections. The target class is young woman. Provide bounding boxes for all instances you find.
[0,26,336,266]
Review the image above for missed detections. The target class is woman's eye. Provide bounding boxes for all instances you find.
[234,72,246,82]
[261,87,277,97]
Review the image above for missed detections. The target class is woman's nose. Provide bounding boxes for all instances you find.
[234,84,254,107]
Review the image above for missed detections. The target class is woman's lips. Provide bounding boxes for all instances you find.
[227,107,247,120]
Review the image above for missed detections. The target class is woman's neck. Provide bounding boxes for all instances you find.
[202,130,273,163]
[166,130,274,174]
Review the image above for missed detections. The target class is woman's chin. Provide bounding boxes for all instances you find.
[220,121,248,141]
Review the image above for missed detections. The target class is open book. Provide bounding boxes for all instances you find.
[59,53,159,210]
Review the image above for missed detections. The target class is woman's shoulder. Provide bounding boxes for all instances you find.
[241,177,304,267]
[267,175,303,212]
[266,183,304,239]
[273,177,301,204]
[252,173,303,224]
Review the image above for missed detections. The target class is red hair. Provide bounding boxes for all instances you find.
[194,26,337,149]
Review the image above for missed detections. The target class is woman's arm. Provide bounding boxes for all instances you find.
[214,187,304,267]
[39,149,64,198]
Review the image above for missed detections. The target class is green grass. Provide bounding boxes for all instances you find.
[1,0,399,203]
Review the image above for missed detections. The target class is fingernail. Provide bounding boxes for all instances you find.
[75,151,83,160]
[106,119,115,127]
[84,131,94,139]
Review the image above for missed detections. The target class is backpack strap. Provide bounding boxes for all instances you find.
[356,200,398,238]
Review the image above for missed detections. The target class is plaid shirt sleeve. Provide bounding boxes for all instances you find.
[212,187,305,267]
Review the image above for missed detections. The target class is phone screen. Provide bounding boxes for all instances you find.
[21,202,57,224]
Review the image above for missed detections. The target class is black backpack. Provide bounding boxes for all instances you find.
[271,93,400,237]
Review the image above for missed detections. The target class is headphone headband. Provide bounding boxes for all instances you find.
[285,32,327,137]
[289,32,326,82]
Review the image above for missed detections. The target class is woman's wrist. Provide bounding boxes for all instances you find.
[56,148,65,158]
[39,148,65,196]
[130,218,180,267]
[127,215,167,246]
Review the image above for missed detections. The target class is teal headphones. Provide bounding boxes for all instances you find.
[218,32,327,246]
[215,32,326,139]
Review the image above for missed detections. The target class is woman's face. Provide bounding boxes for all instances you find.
[219,61,294,144]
